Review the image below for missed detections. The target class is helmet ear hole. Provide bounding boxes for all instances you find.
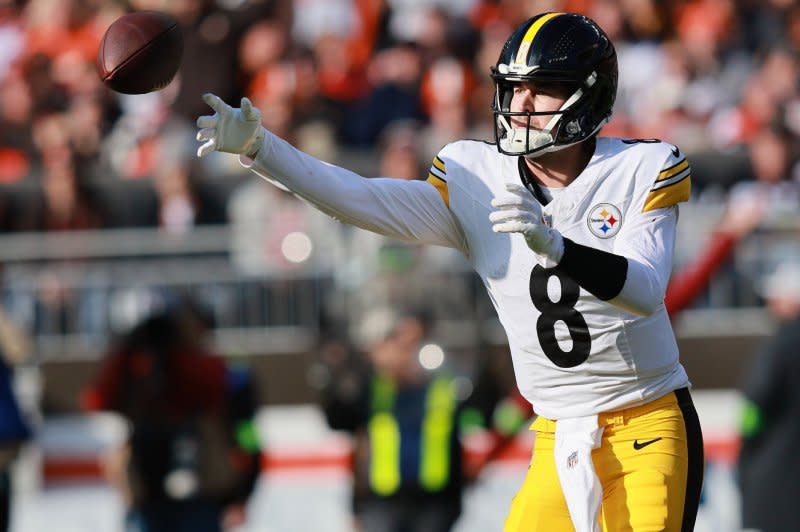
[565,120,580,135]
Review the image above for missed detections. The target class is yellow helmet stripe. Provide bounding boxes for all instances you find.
[514,12,563,65]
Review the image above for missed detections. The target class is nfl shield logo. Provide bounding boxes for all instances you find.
[567,451,578,469]
[587,203,622,238]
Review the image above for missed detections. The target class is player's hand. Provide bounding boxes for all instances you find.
[490,183,564,265]
[196,93,265,158]
[721,187,767,238]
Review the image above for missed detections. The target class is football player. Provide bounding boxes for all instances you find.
[196,12,703,532]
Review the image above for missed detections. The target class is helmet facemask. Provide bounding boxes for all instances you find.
[492,70,605,158]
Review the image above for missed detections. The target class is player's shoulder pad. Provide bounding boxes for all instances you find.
[617,138,692,213]
[425,140,494,207]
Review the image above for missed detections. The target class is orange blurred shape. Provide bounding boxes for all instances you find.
[0,148,29,182]
[420,58,475,116]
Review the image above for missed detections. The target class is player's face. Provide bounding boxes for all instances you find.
[509,81,571,130]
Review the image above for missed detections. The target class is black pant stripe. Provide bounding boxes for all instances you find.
[675,387,705,532]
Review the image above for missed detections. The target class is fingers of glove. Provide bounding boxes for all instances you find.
[491,199,542,223]
[196,127,216,142]
[490,194,524,208]
[488,209,538,225]
[196,114,218,129]
[202,93,226,112]
[240,97,261,121]
[197,139,216,158]
[491,220,533,234]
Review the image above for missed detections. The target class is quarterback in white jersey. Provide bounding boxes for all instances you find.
[196,11,703,532]
[431,137,690,421]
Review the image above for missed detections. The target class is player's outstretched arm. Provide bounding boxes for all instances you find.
[195,94,466,250]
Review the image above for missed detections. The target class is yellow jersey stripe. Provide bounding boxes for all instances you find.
[432,156,446,173]
[429,164,447,182]
[643,174,691,212]
[651,167,690,191]
[514,13,563,65]
[656,159,689,182]
[426,173,449,207]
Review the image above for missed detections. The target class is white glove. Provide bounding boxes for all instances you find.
[490,183,564,267]
[196,93,265,158]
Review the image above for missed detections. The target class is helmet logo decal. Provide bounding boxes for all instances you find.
[514,12,563,65]
[587,203,622,238]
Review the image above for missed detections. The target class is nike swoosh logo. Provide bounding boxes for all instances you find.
[671,146,680,157]
[633,437,662,450]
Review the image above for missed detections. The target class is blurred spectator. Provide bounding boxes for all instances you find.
[737,260,800,532]
[0,305,32,532]
[418,56,479,162]
[0,1,24,82]
[0,70,34,182]
[17,147,106,232]
[666,186,768,315]
[151,139,228,235]
[378,121,424,181]
[106,117,228,230]
[246,59,306,142]
[727,126,800,218]
[319,307,465,532]
[82,299,260,532]
[343,42,424,146]
[238,20,288,80]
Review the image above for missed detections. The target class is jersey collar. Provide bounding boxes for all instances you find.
[516,138,608,221]
[517,156,552,206]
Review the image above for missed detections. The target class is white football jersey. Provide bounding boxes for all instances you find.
[426,137,691,419]
[246,132,692,420]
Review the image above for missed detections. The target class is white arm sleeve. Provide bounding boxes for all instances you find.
[239,131,467,252]
[610,205,678,316]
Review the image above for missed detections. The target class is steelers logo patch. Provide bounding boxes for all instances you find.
[587,203,622,238]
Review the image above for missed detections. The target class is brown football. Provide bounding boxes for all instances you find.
[97,11,183,95]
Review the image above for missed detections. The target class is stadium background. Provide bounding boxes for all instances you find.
[0,0,798,530]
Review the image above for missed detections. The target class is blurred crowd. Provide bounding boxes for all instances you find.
[0,0,799,235]
[0,2,800,531]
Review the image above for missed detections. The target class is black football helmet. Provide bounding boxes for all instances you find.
[491,12,618,157]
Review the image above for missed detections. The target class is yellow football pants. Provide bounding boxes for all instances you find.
[504,388,704,532]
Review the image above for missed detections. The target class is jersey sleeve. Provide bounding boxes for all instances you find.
[608,144,690,315]
[426,153,450,207]
[641,147,692,213]
[241,132,468,252]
